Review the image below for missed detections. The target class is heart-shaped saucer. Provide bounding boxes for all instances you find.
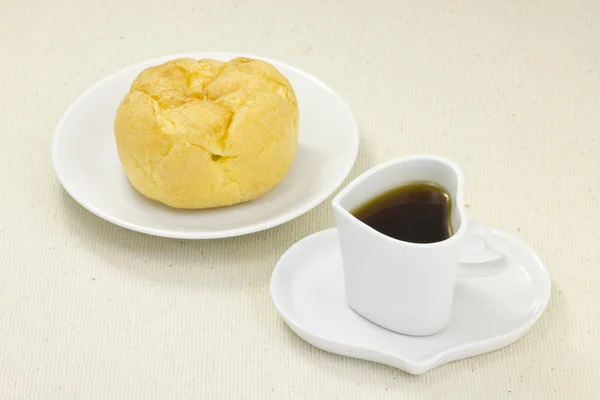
[270,228,550,375]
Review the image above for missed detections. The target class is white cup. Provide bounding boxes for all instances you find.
[332,155,510,336]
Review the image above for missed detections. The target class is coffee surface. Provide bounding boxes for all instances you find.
[351,182,453,244]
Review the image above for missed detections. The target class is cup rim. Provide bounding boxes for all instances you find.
[331,154,468,248]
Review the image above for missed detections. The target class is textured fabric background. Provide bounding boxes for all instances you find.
[1,0,599,398]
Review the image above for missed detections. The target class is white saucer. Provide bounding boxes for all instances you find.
[270,228,551,375]
[52,52,358,239]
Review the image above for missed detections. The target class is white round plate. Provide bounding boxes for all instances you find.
[271,228,551,375]
[52,52,359,239]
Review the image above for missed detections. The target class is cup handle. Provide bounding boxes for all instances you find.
[456,221,511,278]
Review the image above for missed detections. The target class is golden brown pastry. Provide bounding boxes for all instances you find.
[114,57,299,209]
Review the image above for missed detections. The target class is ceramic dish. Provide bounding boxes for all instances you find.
[270,228,551,374]
[52,52,359,239]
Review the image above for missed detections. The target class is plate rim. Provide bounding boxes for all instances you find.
[52,52,359,239]
[270,228,551,374]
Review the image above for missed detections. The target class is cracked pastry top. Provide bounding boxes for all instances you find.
[113,57,299,209]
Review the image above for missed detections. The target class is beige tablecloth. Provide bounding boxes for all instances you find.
[1,0,599,398]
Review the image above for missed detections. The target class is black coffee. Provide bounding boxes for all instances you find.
[351,182,453,244]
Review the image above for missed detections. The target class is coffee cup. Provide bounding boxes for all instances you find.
[332,155,510,336]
